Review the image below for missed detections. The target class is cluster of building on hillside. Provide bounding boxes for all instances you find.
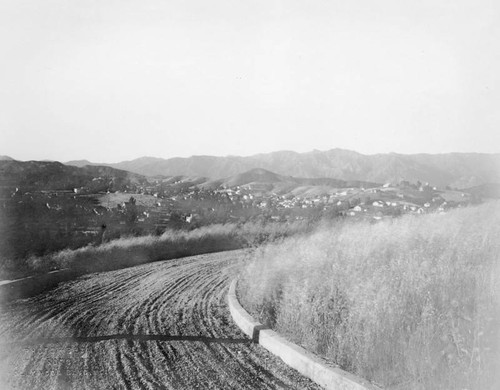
[4,177,475,236]
[126,180,474,227]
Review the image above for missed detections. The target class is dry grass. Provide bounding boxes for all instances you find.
[23,220,311,275]
[239,202,500,389]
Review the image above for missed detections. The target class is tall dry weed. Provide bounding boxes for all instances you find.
[239,202,500,389]
[18,219,311,276]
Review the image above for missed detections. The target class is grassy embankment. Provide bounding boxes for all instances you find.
[238,202,500,390]
[18,220,311,277]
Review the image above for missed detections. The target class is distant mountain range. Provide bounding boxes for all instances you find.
[65,149,500,189]
[2,157,500,200]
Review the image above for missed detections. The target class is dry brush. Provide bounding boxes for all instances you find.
[239,202,500,389]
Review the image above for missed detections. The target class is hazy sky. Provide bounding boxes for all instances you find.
[1,0,499,162]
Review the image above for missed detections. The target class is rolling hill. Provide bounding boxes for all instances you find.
[216,168,379,193]
[463,183,500,199]
[66,149,500,189]
[0,160,148,191]
[0,159,377,199]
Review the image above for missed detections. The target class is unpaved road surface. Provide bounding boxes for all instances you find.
[0,250,320,389]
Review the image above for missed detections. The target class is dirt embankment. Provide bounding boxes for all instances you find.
[0,250,320,389]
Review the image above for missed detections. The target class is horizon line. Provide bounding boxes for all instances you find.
[3,148,500,164]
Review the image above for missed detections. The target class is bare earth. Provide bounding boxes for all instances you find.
[0,250,320,389]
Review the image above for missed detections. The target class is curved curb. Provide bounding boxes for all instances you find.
[228,279,381,390]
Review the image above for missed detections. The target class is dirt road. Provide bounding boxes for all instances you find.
[0,250,320,389]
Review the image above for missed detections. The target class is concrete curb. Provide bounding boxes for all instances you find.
[228,279,381,390]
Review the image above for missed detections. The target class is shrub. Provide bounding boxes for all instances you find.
[3,219,312,278]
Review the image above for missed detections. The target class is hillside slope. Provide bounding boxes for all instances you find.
[0,160,147,191]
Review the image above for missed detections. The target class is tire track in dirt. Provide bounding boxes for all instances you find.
[0,249,321,390]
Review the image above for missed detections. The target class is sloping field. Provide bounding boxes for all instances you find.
[0,250,320,389]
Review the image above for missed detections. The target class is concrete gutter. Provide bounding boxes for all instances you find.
[228,279,381,390]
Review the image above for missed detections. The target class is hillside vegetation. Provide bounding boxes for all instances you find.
[239,202,500,389]
[18,220,311,277]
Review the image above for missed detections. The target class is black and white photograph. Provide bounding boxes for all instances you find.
[1,1,499,389]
